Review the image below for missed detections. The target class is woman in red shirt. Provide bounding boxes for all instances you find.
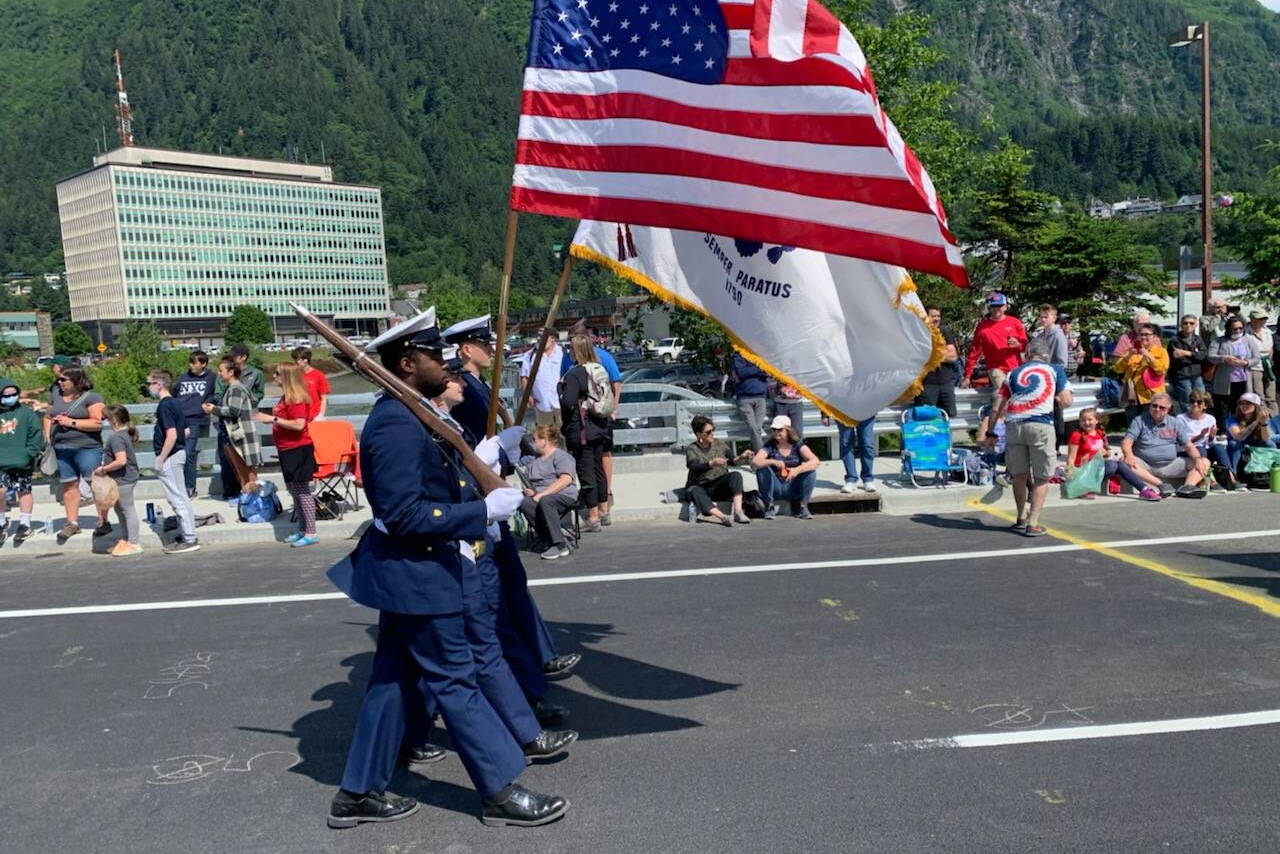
[253,363,318,546]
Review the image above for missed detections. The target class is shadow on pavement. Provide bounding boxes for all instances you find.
[908,513,996,532]
[239,620,738,807]
[1186,552,1280,574]
[1199,576,1280,599]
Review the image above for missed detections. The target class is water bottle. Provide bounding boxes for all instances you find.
[45,514,54,536]
[1270,466,1280,494]
[145,503,157,524]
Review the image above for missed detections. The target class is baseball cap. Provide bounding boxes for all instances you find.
[1249,308,1269,320]
[769,415,792,430]
[987,293,1008,306]
[1240,392,1263,406]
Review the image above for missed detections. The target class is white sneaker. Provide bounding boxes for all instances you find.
[840,482,857,495]
[861,481,877,492]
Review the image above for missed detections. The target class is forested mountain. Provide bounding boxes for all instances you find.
[1,0,1278,292]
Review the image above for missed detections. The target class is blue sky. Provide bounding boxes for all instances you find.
[1262,0,1280,11]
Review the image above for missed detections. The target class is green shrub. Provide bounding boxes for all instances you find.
[91,357,148,405]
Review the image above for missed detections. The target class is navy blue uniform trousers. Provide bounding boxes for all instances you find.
[340,609,526,799]
[495,523,558,673]
[403,551,541,751]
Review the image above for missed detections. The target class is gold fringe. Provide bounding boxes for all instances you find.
[572,242,937,426]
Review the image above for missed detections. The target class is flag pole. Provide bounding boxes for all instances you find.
[514,254,576,425]
[487,209,520,437]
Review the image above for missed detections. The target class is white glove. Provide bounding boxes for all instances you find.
[483,487,523,524]
[475,436,502,472]
[496,426,526,459]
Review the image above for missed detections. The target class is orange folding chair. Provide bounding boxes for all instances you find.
[308,420,362,520]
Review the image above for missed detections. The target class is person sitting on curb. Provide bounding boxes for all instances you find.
[1176,390,1219,488]
[1212,392,1276,490]
[976,400,1009,487]
[684,414,751,527]
[751,415,820,520]
[1120,393,1209,500]
[1064,407,1148,499]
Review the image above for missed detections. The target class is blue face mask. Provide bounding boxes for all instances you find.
[147,388,160,399]
[0,394,18,407]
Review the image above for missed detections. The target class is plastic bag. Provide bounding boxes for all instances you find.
[1064,457,1105,498]
[237,480,282,523]
[1243,446,1280,475]
[90,474,119,514]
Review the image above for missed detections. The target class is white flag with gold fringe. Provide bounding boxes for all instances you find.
[571,222,943,424]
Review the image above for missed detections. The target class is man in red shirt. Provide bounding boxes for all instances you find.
[962,293,1028,390]
[292,346,331,420]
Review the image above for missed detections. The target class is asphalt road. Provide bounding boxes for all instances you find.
[2,498,1279,853]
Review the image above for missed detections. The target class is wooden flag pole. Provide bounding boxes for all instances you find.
[514,254,576,425]
[487,209,520,437]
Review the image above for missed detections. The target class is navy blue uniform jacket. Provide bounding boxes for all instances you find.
[328,394,489,615]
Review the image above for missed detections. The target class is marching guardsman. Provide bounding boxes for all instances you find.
[326,310,569,830]
[442,317,582,709]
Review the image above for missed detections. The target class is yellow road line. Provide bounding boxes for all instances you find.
[966,498,1280,619]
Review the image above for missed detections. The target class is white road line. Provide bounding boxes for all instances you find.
[2,528,1279,621]
[892,709,1280,750]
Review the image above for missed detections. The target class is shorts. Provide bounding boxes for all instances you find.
[55,446,102,484]
[1,468,35,495]
[1004,421,1056,480]
[1131,456,1192,480]
[534,408,563,431]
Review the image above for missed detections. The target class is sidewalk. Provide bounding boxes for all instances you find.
[2,453,1152,558]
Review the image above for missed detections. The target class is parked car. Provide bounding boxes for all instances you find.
[647,337,685,363]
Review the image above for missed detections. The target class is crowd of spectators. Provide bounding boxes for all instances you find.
[0,345,329,554]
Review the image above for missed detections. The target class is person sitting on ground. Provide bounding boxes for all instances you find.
[1116,323,1169,423]
[1120,393,1209,501]
[751,415,820,520]
[94,405,143,557]
[0,378,43,547]
[518,425,580,561]
[684,414,751,527]
[1064,407,1147,499]
[1213,392,1276,490]
[1176,389,1218,465]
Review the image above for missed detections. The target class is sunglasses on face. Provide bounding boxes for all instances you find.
[1150,404,1170,411]
[699,428,714,436]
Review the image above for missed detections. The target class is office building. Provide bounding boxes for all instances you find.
[55,147,391,344]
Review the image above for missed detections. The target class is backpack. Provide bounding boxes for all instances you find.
[582,362,616,417]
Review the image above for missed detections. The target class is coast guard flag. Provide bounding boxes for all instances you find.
[571,222,939,424]
[512,0,967,285]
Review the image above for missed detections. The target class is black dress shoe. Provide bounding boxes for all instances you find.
[523,729,578,759]
[541,653,581,680]
[481,783,569,827]
[399,744,448,765]
[533,698,568,726]
[327,789,419,829]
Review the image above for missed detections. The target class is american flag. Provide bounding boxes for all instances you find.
[511,0,967,286]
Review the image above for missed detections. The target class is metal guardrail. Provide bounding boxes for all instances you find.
[115,382,1114,470]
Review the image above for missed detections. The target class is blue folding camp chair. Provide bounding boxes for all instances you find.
[900,405,970,488]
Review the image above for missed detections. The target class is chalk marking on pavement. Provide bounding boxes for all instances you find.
[890,708,1280,751]
[4,528,1280,621]
[967,500,1280,619]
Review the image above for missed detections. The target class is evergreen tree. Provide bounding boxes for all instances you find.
[225,305,273,346]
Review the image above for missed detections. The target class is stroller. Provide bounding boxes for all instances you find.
[900,406,970,488]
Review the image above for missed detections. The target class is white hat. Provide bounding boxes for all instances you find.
[364,307,440,354]
[442,315,497,346]
[769,415,792,430]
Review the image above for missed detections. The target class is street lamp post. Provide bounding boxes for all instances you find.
[1169,22,1213,314]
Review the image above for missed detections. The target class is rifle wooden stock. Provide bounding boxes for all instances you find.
[290,303,508,495]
